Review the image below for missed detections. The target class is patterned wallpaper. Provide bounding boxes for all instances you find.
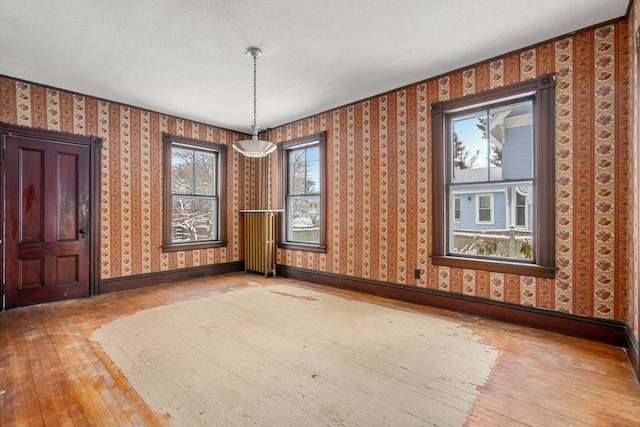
[272,20,633,322]
[0,18,635,325]
[629,1,639,341]
[0,78,252,279]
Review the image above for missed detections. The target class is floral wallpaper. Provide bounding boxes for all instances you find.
[0,77,252,279]
[272,20,632,322]
[628,0,639,341]
[0,16,636,328]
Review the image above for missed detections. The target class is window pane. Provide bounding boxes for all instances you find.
[516,191,527,227]
[490,100,533,180]
[289,150,306,195]
[287,195,320,243]
[172,196,217,242]
[172,148,193,194]
[305,147,320,193]
[451,113,492,183]
[451,193,474,230]
[194,151,216,196]
[450,183,533,260]
[478,195,490,209]
[478,208,491,222]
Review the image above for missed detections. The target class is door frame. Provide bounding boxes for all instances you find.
[0,123,102,310]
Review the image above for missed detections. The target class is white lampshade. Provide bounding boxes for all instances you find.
[233,135,276,158]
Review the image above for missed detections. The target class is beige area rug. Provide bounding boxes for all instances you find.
[91,283,498,426]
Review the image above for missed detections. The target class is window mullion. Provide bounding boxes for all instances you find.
[486,110,491,181]
[191,150,196,195]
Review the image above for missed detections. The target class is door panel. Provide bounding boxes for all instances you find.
[5,135,90,308]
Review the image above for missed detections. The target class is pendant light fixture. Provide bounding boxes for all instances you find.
[232,47,277,157]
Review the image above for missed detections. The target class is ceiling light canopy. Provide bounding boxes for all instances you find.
[232,47,277,158]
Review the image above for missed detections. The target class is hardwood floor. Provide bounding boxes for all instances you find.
[1,272,638,426]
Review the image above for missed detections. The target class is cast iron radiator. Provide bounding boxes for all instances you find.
[241,210,280,277]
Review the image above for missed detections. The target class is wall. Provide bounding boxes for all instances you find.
[0,18,633,325]
[272,20,631,322]
[0,77,252,280]
[629,0,639,342]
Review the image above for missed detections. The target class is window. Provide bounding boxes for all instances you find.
[431,74,556,278]
[453,197,461,229]
[476,194,493,224]
[163,133,227,251]
[514,188,528,228]
[278,132,326,252]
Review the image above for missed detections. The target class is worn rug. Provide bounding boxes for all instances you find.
[91,283,498,426]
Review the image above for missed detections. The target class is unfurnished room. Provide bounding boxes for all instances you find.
[1,0,640,425]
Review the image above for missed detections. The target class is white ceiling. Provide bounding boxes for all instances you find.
[0,0,630,134]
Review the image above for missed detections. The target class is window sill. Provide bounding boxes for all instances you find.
[278,242,326,253]
[431,255,556,278]
[163,241,227,253]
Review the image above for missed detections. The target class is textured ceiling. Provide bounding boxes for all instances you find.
[0,0,630,133]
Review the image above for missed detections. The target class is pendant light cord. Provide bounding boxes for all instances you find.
[253,53,258,129]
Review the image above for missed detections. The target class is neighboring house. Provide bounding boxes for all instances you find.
[452,186,532,232]
[452,106,533,233]
[449,105,534,259]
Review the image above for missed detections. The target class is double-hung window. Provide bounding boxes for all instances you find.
[476,194,494,225]
[278,132,326,252]
[163,133,227,251]
[453,197,461,229]
[514,188,528,228]
[431,74,556,277]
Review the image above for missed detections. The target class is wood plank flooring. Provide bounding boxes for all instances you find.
[1,272,639,426]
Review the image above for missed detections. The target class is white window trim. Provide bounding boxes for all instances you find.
[475,193,494,225]
[512,187,529,229]
[453,196,461,229]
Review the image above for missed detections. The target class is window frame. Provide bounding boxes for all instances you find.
[430,73,556,278]
[475,193,494,225]
[514,187,528,228]
[162,133,228,252]
[453,197,461,229]
[278,132,326,252]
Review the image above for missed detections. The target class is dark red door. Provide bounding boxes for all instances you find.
[4,134,90,308]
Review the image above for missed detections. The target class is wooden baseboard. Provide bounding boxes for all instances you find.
[626,323,640,383]
[99,261,244,294]
[278,265,628,348]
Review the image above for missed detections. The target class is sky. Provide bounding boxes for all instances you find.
[452,113,490,169]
